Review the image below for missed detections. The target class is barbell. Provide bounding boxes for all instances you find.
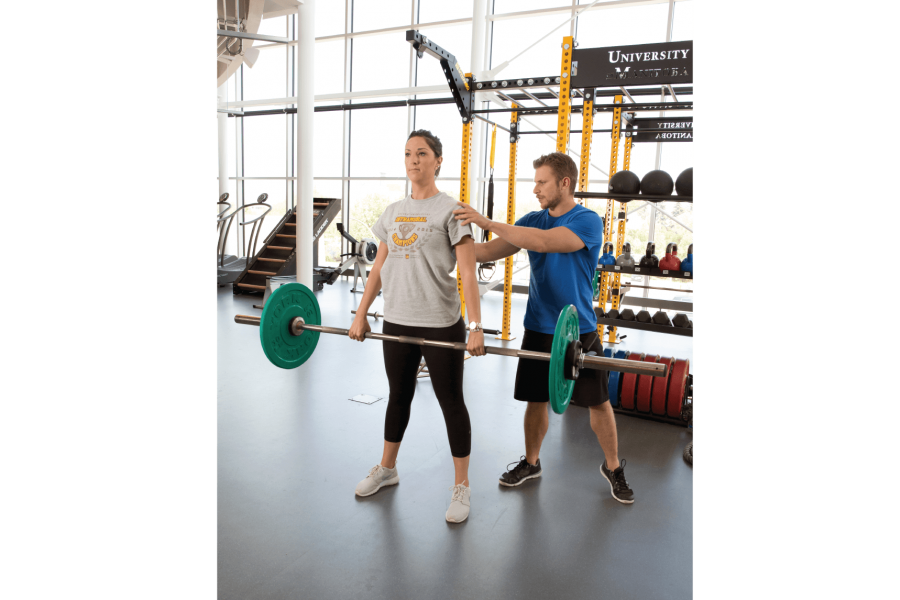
[350,309,503,336]
[234,283,667,414]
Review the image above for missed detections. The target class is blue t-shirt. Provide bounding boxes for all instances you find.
[516,204,604,334]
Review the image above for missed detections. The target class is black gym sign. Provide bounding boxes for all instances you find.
[572,41,692,88]
[632,117,693,143]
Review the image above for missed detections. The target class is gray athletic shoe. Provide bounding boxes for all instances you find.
[445,483,471,523]
[355,464,399,497]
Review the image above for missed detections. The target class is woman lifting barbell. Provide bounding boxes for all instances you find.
[348,129,484,524]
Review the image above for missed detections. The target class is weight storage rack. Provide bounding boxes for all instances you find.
[590,183,693,344]
[612,373,693,428]
[575,191,692,203]
[595,314,692,337]
[597,264,692,279]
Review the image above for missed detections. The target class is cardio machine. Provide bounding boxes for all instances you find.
[334,223,378,293]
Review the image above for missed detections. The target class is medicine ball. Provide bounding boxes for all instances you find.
[640,170,674,196]
[675,168,692,196]
[608,170,641,195]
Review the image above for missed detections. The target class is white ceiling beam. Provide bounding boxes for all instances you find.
[319,17,472,41]
[316,84,448,101]
[488,0,679,22]
[262,0,302,19]
[218,85,449,109]
[216,30,291,43]
[254,16,474,51]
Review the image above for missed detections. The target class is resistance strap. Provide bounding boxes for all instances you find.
[477,125,498,281]
[482,124,497,243]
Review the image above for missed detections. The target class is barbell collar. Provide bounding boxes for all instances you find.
[233,314,667,377]
[291,317,306,336]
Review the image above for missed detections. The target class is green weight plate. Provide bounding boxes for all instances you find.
[549,305,580,415]
[259,282,321,369]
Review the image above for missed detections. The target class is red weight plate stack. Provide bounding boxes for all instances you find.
[635,354,660,412]
[651,357,674,415]
[666,359,691,418]
[619,352,645,410]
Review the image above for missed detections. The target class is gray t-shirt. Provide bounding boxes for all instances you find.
[370,191,473,327]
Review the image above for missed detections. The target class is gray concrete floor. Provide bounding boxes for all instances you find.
[218,280,692,600]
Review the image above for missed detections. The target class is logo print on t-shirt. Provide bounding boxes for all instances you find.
[392,223,418,247]
[390,216,428,253]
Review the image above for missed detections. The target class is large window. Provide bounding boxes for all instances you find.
[352,0,413,33]
[220,1,693,291]
[349,104,410,178]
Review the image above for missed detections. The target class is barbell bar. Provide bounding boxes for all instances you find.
[234,283,667,414]
[235,313,657,376]
[349,309,502,335]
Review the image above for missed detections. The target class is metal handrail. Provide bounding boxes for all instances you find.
[235,206,272,227]
[218,193,271,267]
[217,193,239,257]
[217,193,235,222]
[217,202,233,218]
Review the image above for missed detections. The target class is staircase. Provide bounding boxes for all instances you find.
[233,197,341,295]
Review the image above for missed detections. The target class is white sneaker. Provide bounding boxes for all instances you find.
[355,464,399,497]
[445,483,471,523]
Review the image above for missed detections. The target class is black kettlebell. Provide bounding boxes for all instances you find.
[640,170,674,196]
[608,170,641,195]
[639,242,659,268]
[675,167,692,196]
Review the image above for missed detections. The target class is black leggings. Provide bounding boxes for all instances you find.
[381,317,471,458]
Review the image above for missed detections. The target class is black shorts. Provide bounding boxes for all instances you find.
[514,328,609,407]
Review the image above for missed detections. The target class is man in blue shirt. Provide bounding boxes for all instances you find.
[453,152,634,504]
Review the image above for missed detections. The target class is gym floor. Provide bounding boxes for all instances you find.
[218,280,693,600]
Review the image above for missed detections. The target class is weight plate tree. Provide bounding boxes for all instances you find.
[619,352,645,410]
[236,284,667,415]
[635,354,661,413]
[607,349,628,407]
[667,359,691,418]
[651,357,674,416]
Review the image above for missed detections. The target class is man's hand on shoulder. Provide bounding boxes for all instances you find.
[453,202,491,230]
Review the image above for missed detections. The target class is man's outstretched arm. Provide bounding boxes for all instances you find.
[488,221,584,253]
[454,203,585,254]
[475,237,521,263]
